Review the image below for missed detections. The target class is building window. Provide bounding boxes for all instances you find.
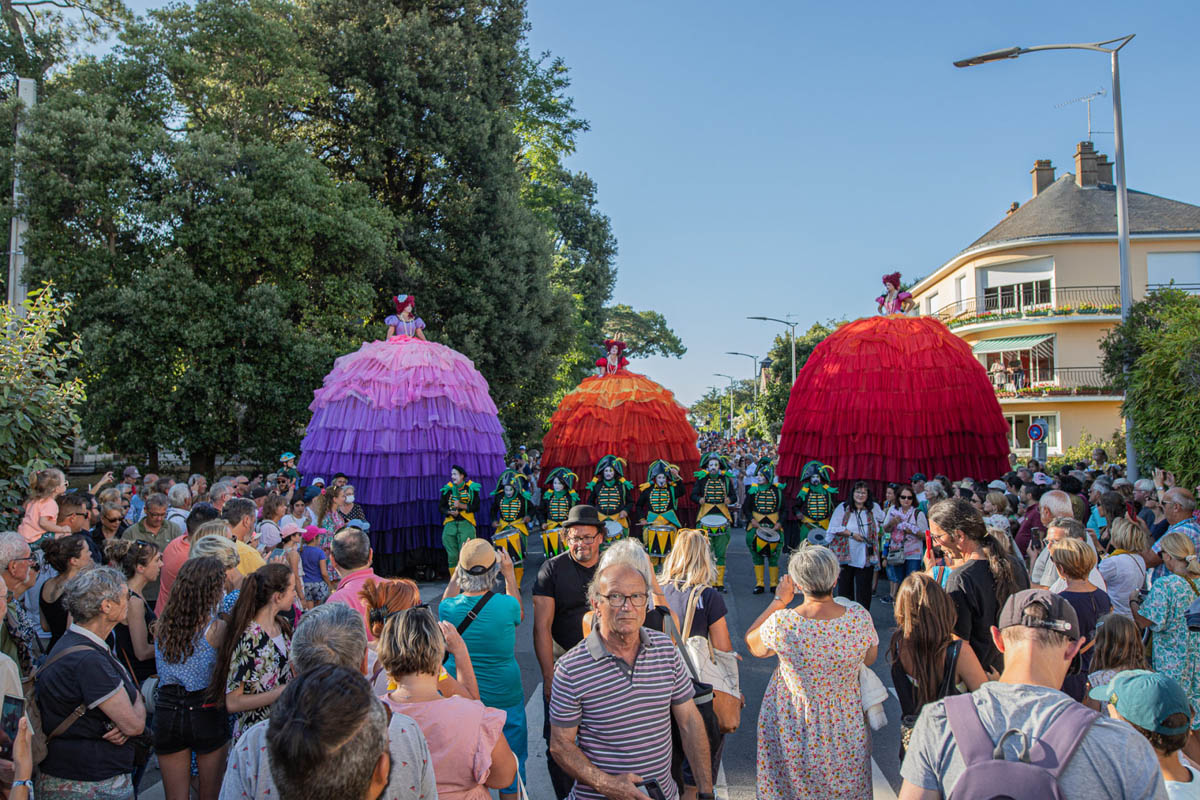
[925,292,940,315]
[983,279,1051,312]
[1006,413,1059,452]
[1147,252,1200,290]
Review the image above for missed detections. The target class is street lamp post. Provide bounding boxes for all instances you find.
[954,34,1138,480]
[714,373,735,439]
[747,316,800,384]
[725,351,760,410]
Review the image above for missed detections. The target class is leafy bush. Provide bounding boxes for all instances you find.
[1046,428,1125,475]
[0,286,85,527]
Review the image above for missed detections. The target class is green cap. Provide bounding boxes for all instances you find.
[1088,669,1193,735]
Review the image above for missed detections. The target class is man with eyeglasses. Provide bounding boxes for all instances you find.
[533,504,605,799]
[549,552,714,800]
[1142,488,1200,577]
[0,531,39,678]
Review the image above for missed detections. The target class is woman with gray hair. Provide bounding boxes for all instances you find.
[745,544,878,799]
[439,538,526,799]
[36,567,148,799]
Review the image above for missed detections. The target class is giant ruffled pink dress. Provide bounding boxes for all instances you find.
[297,316,506,573]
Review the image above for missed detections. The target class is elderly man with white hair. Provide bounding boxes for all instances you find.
[1028,491,1098,582]
[165,483,192,533]
[1141,488,1200,576]
[549,544,713,800]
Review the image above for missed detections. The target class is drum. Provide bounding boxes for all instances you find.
[807,528,833,547]
[493,529,524,565]
[604,519,625,541]
[646,525,674,558]
[543,523,566,557]
[698,513,729,537]
[754,527,781,555]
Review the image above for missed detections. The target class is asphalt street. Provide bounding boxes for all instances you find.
[141,525,907,799]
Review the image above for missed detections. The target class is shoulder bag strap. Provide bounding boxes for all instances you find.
[943,693,995,766]
[35,644,103,741]
[456,591,495,635]
[939,641,962,698]
[661,611,700,682]
[682,586,702,641]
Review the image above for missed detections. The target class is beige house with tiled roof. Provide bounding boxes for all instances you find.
[909,142,1200,456]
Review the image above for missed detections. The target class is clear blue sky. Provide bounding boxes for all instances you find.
[116,0,1200,406]
[523,0,1200,404]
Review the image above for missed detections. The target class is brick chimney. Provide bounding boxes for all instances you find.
[1031,159,1055,196]
[1096,152,1113,184]
[1075,141,1099,187]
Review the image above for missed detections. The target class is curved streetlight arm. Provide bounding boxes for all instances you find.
[954,34,1134,67]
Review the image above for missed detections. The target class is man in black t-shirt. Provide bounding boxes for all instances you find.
[533,504,603,799]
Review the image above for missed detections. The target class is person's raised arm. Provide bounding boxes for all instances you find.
[533,594,557,698]
[442,567,462,601]
[746,576,794,657]
[438,622,479,700]
[498,550,522,620]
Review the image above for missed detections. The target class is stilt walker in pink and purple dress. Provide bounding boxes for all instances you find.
[297,294,506,577]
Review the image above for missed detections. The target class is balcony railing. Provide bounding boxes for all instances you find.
[932,286,1121,329]
[990,365,1120,399]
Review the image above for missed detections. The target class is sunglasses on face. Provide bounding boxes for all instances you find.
[103,516,123,524]
[899,495,915,500]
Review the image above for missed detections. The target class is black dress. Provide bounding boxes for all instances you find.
[113,589,158,683]
[39,585,70,651]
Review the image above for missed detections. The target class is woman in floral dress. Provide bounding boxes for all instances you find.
[1133,531,1200,758]
[209,564,296,742]
[746,544,878,800]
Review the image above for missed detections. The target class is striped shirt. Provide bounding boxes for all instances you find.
[549,627,694,800]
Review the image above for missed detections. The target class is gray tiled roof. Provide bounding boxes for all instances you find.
[965,174,1200,252]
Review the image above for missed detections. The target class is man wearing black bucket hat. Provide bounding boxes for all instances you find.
[533,505,604,798]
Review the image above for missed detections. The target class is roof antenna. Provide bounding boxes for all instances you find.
[1055,89,1112,141]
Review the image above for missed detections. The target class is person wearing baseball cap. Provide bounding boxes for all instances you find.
[1091,670,1199,794]
[900,587,1167,798]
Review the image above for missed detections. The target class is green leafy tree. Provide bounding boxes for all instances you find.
[0,0,129,81]
[302,0,570,443]
[1101,289,1200,485]
[690,380,754,435]
[18,40,395,474]
[0,285,85,525]
[1046,429,1126,475]
[602,304,686,360]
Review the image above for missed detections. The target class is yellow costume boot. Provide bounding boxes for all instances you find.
[754,564,765,588]
[716,565,726,589]
[769,566,779,590]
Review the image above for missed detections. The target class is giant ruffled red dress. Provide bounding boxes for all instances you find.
[778,277,1010,497]
[541,340,701,521]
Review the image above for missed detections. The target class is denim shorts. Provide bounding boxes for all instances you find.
[154,685,229,755]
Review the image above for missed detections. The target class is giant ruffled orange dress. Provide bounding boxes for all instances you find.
[778,315,1010,497]
[541,367,700,519]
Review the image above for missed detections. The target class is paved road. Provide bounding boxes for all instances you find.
[142,525,907,799]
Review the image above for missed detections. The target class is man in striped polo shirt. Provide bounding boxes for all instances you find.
[549,559,714,800]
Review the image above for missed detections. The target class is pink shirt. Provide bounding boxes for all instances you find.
[381,694,505,800]
[18,497,58,543]
[157,535,190,611]
[327,567,379,640]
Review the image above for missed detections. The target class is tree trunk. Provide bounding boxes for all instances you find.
[190,449,215,479]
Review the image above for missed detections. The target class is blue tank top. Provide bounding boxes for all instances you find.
[155,624,218,692]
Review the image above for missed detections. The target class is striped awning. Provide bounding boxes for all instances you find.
[971,334,1054,355]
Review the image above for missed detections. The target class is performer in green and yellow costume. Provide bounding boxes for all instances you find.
[793,460,837,551]
[540,468,580,558]
[586,455,635,545]
[636,460,682,565]
[439,464,480,570]
[746,458,786,594]
[690,452,737,591]
[491,469,532,585]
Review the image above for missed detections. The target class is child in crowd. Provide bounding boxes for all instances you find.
[17,468,70,547]
[1086,613,1148,710]
[1091,670,1200,798]
[299,526,334,608]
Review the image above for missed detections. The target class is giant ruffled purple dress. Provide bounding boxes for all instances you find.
[297,320,506,575]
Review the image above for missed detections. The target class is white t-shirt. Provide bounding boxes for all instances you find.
[1098,552,1148,617]
[743,462,758,486]
[1167,763,1200,799]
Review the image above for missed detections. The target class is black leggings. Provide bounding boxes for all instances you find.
[837,565,874,610]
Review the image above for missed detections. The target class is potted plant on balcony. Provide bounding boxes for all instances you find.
[1075,302,1100,315]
